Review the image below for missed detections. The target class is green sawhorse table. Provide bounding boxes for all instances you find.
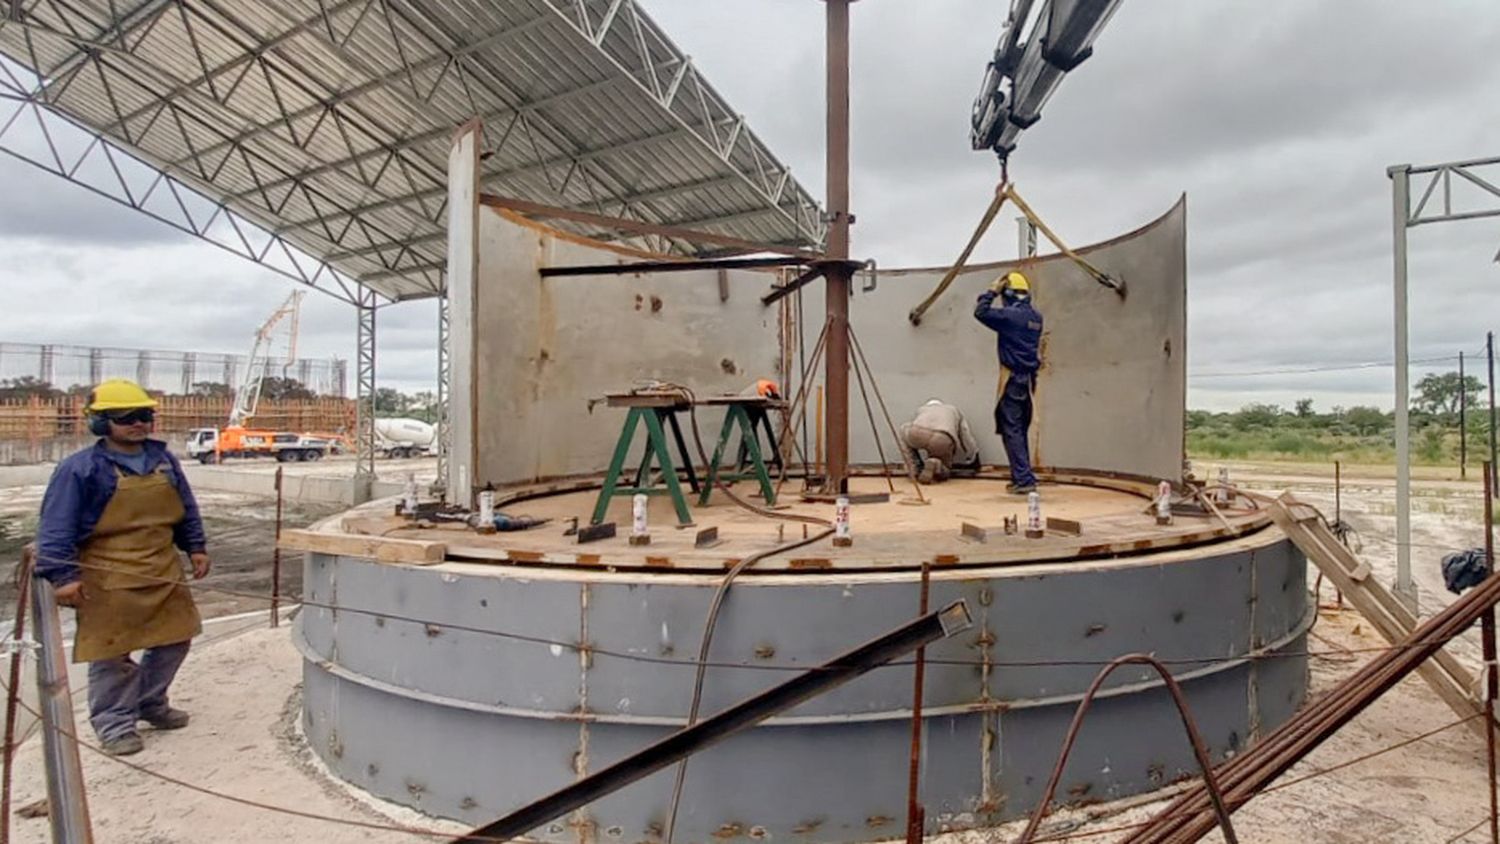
[697,395,782,507]
[592,393,701,526]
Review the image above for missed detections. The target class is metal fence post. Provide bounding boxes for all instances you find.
[30,576,93,843]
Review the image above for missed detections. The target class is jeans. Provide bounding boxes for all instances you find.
[87,640,190,741]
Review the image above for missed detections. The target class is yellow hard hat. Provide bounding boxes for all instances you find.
[87,379,158,412]
[1002,271,1030,293]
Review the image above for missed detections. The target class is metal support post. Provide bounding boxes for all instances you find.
[38,345,52,387]
[1463,352,1470,479]
[822,0,853,494]
[453,601,973,844]
[1390,164,1417,611]
[433,294,450,499]
[1484,462,1498,844]
[271,465,284,628]
[135,350,150,387]
[905,563,932,844]
[86,348,101,386]
[1490,332,1498,497]
[353,286,377,504]
[30,576,93,843]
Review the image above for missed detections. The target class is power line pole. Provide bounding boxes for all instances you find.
[1461,351,1468,479]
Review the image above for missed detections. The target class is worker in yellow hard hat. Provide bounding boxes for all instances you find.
[34,379,209,756]
[975,271,1044,494]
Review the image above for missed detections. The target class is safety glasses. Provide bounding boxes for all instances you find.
[106,408,155,426]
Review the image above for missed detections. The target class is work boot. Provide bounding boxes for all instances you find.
[1008,483,1037,496]
[919,458,940,485]
[102,733,143,756]
[142,708,190,730]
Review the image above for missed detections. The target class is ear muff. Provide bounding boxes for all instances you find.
[85,389,109,436]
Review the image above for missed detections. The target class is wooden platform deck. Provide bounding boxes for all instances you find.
[283,472,1271,574]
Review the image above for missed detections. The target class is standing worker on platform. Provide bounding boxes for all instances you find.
[34,379,209,756]
[974,271,1044,494]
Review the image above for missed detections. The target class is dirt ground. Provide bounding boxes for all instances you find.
[0,483,345,621]
[1,458,1497,842]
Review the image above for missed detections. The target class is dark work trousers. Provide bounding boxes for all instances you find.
[88,640,191,741]
[994,371,1037,488]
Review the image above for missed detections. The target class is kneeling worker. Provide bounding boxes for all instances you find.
[900,400,980,483]
[35,379,210,756]
[974,271,1043,494]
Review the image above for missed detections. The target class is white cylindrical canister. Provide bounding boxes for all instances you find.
[632,494,649,537]
[1156,480,1172,522]
[404,474,418,515]
[1027,491,1042,533]
[478,490,495,526]
[834,496,851,540]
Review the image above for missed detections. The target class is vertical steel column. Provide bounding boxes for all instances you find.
[353,286,377,504]
[86,348,101,385]
[1489,332,1498,497]
[222,358,236,391]
[38,345,53,386]
[433,294,451,498]
[1390,164,1417,611]
[822,0,853,494]
[135,350,149,389]
[30,577,93,843]
[1463,352,1469,479]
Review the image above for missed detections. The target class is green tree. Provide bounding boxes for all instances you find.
[374,387,406,415]
[1413,371,1484,419]
[1294,398,1314,418]
[1230,403,1282,431]
[1343,406,1388,436]
[190,381,233,398]
[261,376,316,400]
[0,377,61,401]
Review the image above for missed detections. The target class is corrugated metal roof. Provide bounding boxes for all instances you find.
[0,0,825,301]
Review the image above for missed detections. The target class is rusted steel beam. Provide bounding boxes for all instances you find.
[539,256,805,278]
[822,0,853,495]
[478,195,821,260]
[451,601,974,844]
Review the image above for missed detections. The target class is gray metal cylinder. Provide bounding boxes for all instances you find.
[298,528,1308,842]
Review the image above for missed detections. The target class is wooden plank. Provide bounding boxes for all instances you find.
[1046,516,1083,536]
[1270,493,1488,739]
[279,529,447,565]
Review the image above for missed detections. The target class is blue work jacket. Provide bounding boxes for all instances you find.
[34,439,207,586]
[974,290,1043,374]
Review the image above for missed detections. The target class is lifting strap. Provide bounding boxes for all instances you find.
[907,181,1126,326]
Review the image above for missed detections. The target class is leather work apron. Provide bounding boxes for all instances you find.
[73,467,202,663]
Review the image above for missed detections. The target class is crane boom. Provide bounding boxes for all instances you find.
[228,291,304,427]
[971,0,1124,160]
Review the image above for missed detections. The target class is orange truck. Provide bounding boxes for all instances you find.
[186,426,333,464]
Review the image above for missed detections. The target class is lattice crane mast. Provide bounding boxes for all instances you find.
[228,290,303,427]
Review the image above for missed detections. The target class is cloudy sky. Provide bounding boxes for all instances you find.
[3,1,1499,411]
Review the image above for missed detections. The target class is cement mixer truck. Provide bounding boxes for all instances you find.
[375,417,437,459]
